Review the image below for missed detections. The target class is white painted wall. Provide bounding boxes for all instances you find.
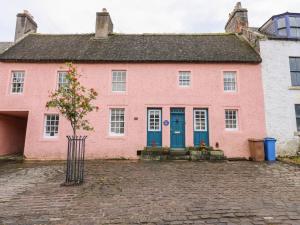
[260,40,300,155]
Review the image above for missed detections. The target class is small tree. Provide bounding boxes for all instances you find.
[46,63,98,136]
[46,63,98,185]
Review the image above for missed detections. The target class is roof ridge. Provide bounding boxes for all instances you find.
[27,32,236,37]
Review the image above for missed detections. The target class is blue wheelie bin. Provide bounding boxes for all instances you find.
[264,138,276,161]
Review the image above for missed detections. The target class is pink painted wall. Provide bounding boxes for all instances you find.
[0,63,266,159]
[0,115,27,156]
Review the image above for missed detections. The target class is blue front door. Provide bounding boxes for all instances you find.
[147,109,162,147]
[193,109,209,146]
[170,108,185,149]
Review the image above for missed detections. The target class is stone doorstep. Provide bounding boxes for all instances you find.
[140,149,226,161]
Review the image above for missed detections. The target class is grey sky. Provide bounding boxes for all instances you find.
[1,0,299,41]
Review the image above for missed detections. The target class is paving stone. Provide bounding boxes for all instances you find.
[0,161,299,224]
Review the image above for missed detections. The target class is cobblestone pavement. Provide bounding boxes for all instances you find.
[0,160,300,225]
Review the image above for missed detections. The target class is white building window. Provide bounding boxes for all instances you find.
[194,109,207,131]
[58,71,69,89]
[148,109,161,131]
[112,71,126,92]
[44,114,59,137]
[110,109,125,135]
[11,71,25,93]
[295,105,300,131]
[179,71,191,87]
[225,109,238,130]
[224,71,237,92]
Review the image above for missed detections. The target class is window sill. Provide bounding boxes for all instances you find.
[225,129,239,132]
[288,86,300,90]
[41,136,59,141]
[106,135,126,140]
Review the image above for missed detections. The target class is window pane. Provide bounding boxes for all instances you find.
[179,71,191,87]
[44,114,59,137]
[295,105,300,131]
[225,110,238,129]
[278,28,287,36]
[290,28,300,38]
[110,109,125,134]
[194,110,207,131]
[277,17,286,28]
[11,71,25,93]
[112,71,126,92]
[224,72,236,91]
[58,71,69,89]
[289,16,300,27]
[148,109,161,131]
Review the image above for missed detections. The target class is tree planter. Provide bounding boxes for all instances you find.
[64,136,87,185]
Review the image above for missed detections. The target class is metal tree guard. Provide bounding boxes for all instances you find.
[65,136,87,185]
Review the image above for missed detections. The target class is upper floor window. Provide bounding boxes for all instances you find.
[110,108,125,135]
[112,71,126,92]
[58,71,69,89]
[44,114,59,137]
[289,17,300,38]
[289,57,300,86]
[223,71,237,92]
[225,109,238,130]
[179,71,191,87]
[277,17,287,36]
[11,71,25,94]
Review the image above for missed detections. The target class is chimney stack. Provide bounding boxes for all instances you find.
[95,8,113,38]
[15,10,37,42]
[225,2,248,33]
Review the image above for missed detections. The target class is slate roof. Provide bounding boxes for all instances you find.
[0,42,13,54]
[0,33,261,63]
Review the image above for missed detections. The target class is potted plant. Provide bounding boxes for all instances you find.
[46,63,98,185]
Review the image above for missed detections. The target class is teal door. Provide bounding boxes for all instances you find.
[193,109,209,146]
[170,108,185,149]
[147,109,162,147]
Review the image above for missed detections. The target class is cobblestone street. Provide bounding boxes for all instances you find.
[0,160,299,225]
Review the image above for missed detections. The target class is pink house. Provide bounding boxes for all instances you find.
[0,10,266,160]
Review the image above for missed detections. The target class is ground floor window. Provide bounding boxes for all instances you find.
[44,114,59,137]
[110,108,125,135]
[148,109,161,131]
[295,105,300,131]
[225,109,238,130]
[194,109,207,131]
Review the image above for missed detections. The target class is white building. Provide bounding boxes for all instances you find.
[226,3,300,156]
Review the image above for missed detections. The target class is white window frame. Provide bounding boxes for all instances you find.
[44,114,59,138]
[225,109,238,131]
[112,71,126,92]
[109,108,125,136]
[179,71,191,87]
[194,109,207,132]
[223,71,237,92]
[11,71,25,94]
[148,109,162,132]
[57,71,69,89]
